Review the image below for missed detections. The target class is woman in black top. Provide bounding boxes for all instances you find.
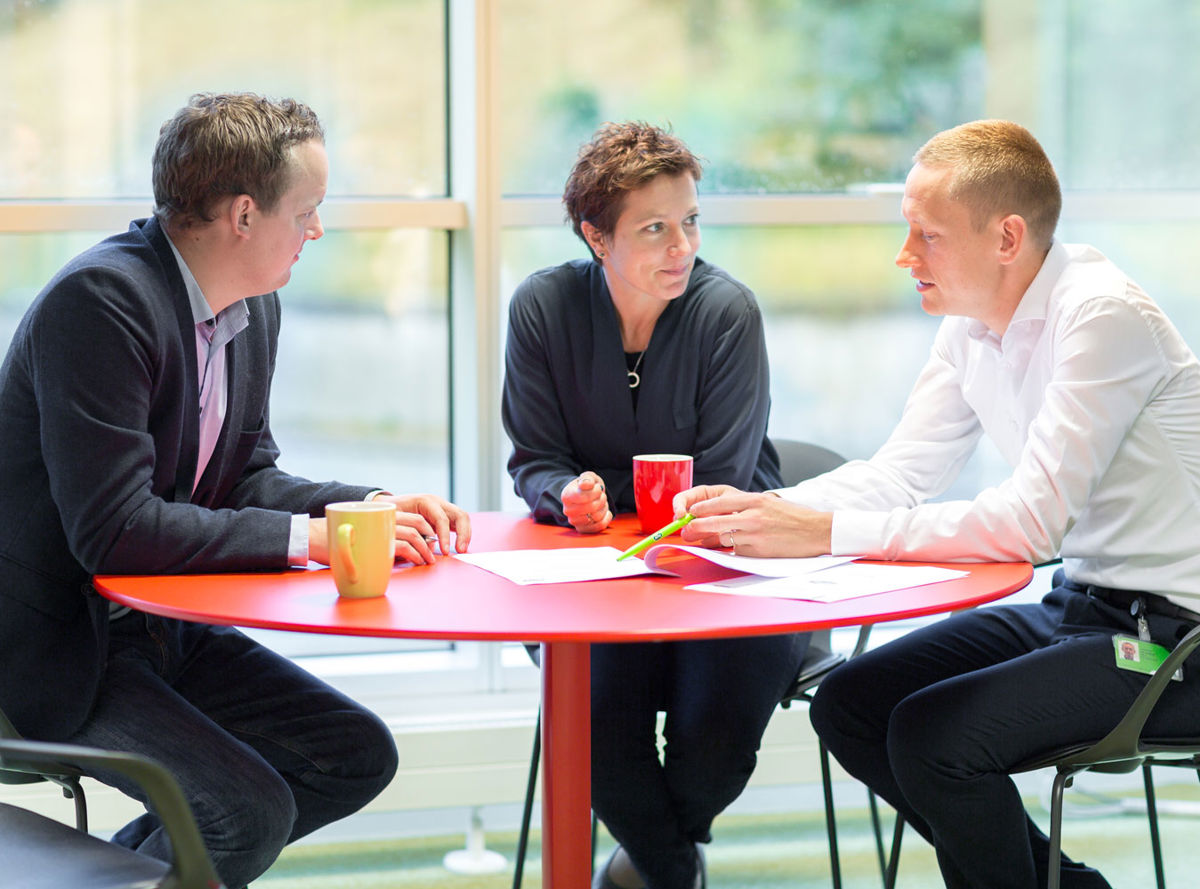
[502,122,807,889]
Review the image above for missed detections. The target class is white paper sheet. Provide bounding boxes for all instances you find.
[458,543,859,586]
[687,562,968,603]
[454,547,674,585]
[642,544,855,578]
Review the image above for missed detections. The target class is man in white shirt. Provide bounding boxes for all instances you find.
[674,120,1200,889]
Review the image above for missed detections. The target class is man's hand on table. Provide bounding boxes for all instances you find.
[309,493,471,566]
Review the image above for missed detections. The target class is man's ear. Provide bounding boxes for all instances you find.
[228,194,256,239]
[997,214,1027,264]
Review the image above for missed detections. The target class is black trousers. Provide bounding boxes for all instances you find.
[590,632,808,889]
[810,570,1200,889]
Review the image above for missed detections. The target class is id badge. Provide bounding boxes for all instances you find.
[1113,634,1183,681]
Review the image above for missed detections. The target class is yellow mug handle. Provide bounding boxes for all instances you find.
[336,522,358,584]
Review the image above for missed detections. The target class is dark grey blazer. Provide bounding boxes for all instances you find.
[0,217,374,739]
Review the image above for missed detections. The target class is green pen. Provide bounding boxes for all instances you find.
[616,513,695,561]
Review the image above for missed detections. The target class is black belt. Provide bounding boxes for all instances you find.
[1068,580,1200,625]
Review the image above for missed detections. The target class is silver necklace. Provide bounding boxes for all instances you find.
[628,350,646,389]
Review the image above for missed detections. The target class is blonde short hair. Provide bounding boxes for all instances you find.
[914,120,1061,249]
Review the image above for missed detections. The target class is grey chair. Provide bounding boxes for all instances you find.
[512,439,882,889]
[1008,621,1200,889]
[0,705,88,832]
[773,438,899,889]
[862,579,1199,889]
[772,438,847,485]
[0,735,223,889]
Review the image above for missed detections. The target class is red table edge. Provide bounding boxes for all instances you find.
[92,559,1035,642]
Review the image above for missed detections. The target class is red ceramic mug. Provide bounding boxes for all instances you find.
[632,454,694,533]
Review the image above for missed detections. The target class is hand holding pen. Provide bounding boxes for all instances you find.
[616,513,695,561]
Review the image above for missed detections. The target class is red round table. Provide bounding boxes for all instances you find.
[95,512,1033,889]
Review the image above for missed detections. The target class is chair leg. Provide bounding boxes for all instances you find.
[884,811,903,889]
[868,790,887,879]
[70,779,88,833]
[592,812,599,876]
[1141,764,1166,889]
[818,739,842,889]
[512,709,541,889]
[1047,771,1071,889]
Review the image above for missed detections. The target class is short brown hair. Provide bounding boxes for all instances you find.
[152,92,324,229]
[914,120,1061,249]
[563,122,703,258]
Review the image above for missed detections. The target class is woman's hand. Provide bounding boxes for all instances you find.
[674,486,833,557]
[561,471,612,533]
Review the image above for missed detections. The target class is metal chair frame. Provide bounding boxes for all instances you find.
[0,736,223,889]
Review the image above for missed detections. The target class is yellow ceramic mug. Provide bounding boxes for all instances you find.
[325,501,396,598]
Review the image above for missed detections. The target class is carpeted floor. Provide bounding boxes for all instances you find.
[253,779,1200,888]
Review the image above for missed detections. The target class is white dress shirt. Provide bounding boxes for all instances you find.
[776,242,1200,604]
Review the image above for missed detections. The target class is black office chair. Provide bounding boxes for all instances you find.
[779,624,903,889]
[1005,621,1200,889]
[772,438,903,889]
[0,736,224,889]
[511,631,874,889]
[772,438,846,484]
[0,705,88,832]
[873,591,1200,889]
[512,439,882,888]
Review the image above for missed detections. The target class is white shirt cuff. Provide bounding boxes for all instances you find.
[830,510,889,558]
[288,513,310,566]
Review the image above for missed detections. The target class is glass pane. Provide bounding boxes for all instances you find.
[271,229,451,496]
[0,232,110,340]
[0,0,445,198]
[1057,220,1200,347]
[499,0,983,194]
[1057,1,1200,189]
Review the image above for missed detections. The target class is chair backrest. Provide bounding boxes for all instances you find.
[769,439,857,698]
[0,738,224,889]
[0,704,88,830]
[1069,621,1200,769]
[773,438,847,487]
[0,705,46,787]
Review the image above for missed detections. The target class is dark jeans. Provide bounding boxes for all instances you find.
[809,571,1200,889]
[591,632,808,889]
[68,612,398,889]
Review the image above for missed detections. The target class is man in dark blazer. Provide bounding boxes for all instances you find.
[0,93,470,889]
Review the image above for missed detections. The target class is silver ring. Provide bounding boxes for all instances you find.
[723,528,736,549]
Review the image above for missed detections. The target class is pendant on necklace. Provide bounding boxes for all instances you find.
[628,349,646,389]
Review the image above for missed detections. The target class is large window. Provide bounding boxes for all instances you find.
[2,0,1199,702]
